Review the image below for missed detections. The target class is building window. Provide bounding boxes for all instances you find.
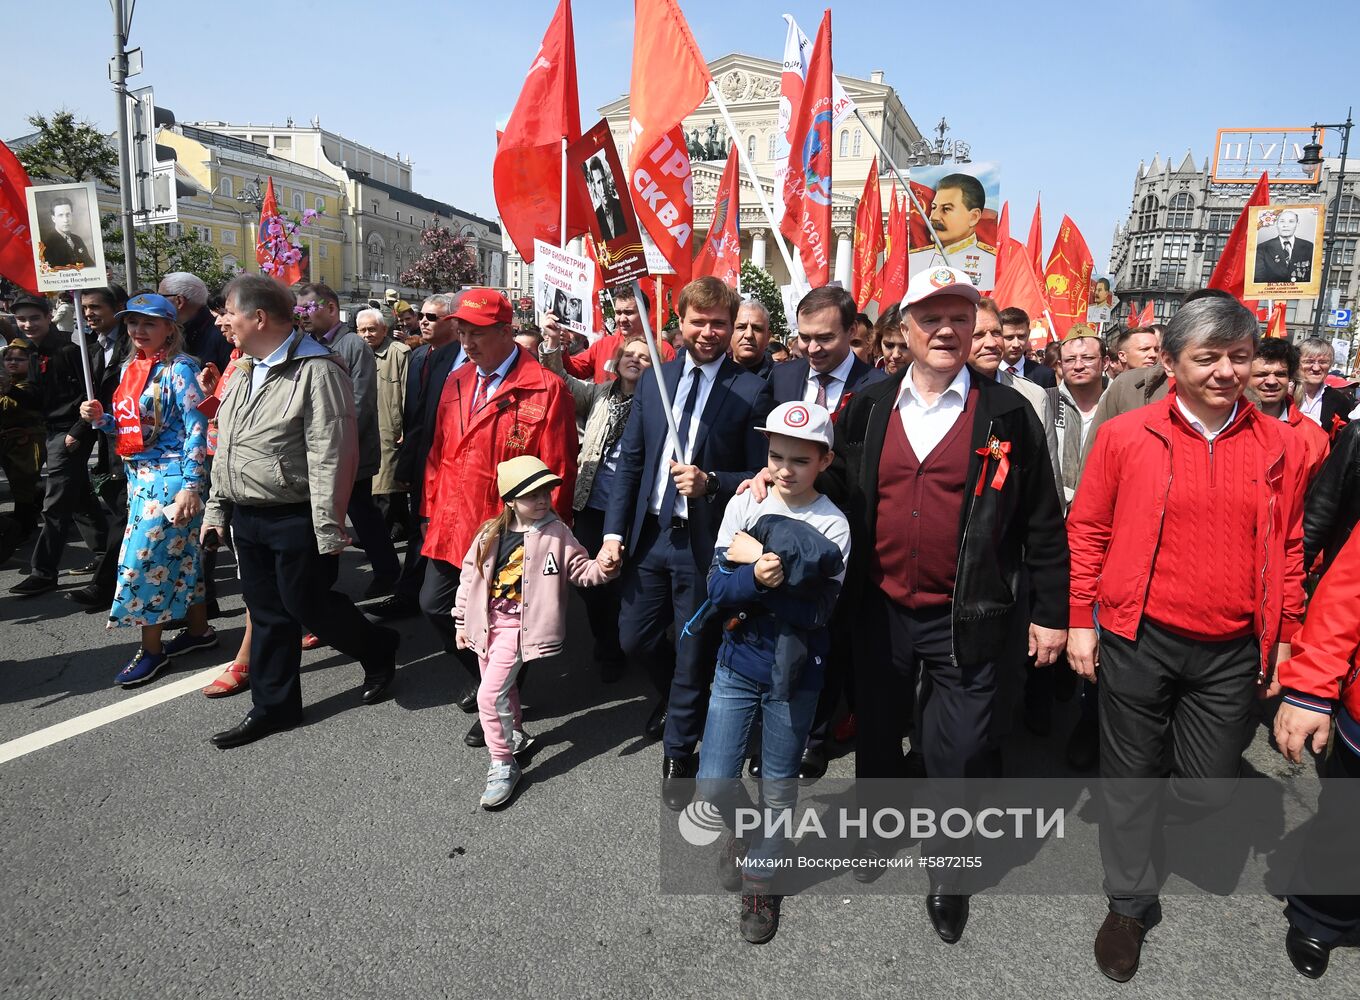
[1167,192,1194,229]
[292,192,303,212]
[315,196,325,213]
[1336,238,1357,267]
[193,225,212,242]
[1133,235,1156,261]
[319,244,328,259]
[1333,194,1360,235]
[222,255,238,271]
[1136,194,1160,232]
[853,130,862,156]
[1163,233,1191,261]
[1158,261,1187,288]
[275,135,292,151]
[768,133,777,160]
[1207,212,1236,232]
[220,229,236,246]
[839,131,849,157]
[220,176,233,198]
[1131,264,1151,287]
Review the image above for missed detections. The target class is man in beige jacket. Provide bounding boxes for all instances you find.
[356,308,411,541]
[202,275,398,749]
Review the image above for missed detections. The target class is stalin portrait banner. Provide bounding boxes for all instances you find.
[1244,203,1324,301]
[904,162,1001,291]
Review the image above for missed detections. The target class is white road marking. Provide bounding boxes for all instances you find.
[0,666,223,765]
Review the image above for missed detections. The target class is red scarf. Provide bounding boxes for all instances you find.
[111,351,163,457]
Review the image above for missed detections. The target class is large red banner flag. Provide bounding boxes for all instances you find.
[256,178,304,286]
[990,200,1010,295]
[1208,171,1270,309]
[851,156,883,309]
[1043,215,1094,336]
[493,0,588,263]
[993,235,1053,341]
[693,144,742,289]
[628,0,712,283]
[872,185,908,310]
[0,139,37,293]
[779,9,833,287]
[1026,196,1044,279]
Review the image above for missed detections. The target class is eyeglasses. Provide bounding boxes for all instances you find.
[420,312,445,323]
[1301,359,1330,369]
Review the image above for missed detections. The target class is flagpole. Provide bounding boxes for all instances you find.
[631,278,684,462]
[707,82,805,296]
[560,136,569,249]
[853,108,948,259]
[71,291,96,401]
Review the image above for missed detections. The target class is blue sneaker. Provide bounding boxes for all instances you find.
[116,648,170,688]
[480,759,521,810]
[163,627,218,658]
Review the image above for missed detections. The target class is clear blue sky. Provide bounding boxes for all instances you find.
[4,0,1352,271]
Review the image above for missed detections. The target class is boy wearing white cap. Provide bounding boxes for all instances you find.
[694,400,852,945]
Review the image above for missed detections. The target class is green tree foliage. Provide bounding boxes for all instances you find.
[102,215,236,293]
[18,110,118,185]
[739,260,789,341]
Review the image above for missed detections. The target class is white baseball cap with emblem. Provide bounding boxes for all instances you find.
[757,400,835,448]
[902,265,982,308]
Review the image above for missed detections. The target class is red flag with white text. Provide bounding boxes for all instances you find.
[851,157,883,309]
[492,0,589,262]
[627,0,711,283]
[693,145,742,289]
[779,9,834,287]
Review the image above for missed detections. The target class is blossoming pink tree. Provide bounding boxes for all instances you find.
[399,225,480,292]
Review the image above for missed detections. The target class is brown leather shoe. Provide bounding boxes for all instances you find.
[1094,911,1146,982]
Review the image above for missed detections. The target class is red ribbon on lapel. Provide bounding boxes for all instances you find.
[974,437,1011,496]
[1329,413,1347,443]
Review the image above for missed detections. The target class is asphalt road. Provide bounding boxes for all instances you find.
[1,530,1355,999]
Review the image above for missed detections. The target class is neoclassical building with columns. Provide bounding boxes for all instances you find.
[504,52,929,299]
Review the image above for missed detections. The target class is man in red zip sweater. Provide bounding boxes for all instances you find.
[1067,295,1307,983]
[556,285,674,383]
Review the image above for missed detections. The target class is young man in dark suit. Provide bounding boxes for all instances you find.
[767,285,886,780]
[600,276,774,809]
[998,306,1058,388]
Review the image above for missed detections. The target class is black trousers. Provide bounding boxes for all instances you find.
[419,555,488,686]
[803,613,854,754]
[31,429,107,578]
[572,506,624,666]
[233,503,394,720]
[1285,740,1360,944]
[618,515,719,758]
[853,594,1002,781]
[1098,621,1259,919]
[347,475,401,583]
[377,491,412,534]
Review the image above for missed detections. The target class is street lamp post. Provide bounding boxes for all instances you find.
[1299,108,1354,337]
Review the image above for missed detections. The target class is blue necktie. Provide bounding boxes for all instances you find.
[660,367,703,520]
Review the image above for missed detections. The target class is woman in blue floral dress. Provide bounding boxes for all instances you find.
[80,293,213,687]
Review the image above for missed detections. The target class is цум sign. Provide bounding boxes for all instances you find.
[1211,128,1326,185]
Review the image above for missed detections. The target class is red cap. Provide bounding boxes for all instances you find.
[452,287,512,326]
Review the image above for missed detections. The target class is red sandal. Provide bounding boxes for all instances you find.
[202,663,249,698]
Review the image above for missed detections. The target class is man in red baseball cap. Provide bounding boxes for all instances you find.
[420,287,579,748]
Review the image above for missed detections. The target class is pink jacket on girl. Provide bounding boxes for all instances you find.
[453,513,614,661]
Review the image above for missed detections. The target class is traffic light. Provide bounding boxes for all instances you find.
[126,87,191,227]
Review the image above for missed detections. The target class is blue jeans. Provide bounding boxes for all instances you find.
[697,663,819,877]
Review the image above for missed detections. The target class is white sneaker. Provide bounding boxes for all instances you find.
[480,759,521,810]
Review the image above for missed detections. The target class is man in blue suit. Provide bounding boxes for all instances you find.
[601,276,775,809]
[768,285,886,781]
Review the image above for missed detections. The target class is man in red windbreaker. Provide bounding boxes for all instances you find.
[421,288,578,745]
[1066,295,1307,983]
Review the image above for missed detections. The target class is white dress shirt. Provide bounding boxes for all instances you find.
[803,351,857,413]
[648,354,724,518]
[1298,385,1325,425]
[1176,397,1237,442]
[471,345,520,410]
[895,364,971,461]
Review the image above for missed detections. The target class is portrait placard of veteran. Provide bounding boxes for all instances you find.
[24,181,107,292]
[1246,203,1324,300]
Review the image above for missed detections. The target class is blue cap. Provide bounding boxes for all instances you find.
[115,292,178,322]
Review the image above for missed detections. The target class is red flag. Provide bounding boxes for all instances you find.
[1042,215,1094,335]
[1208,171,1270,311]
[1026,197,1044,279]
[851,157,883,309]
[1265,300,1288,338]
[1137,301,1156,327]
[256,178,304,286]
[627,0,711,283]
[993,236,1053,339]
[693,144,742,289]
[990,201,1011,295]
[779,9,833,287]
[873,186,908,309]
[493,0,589,263]
[0,139,37,293]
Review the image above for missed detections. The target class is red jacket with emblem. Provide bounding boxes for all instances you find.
[1068,394,1307,674]
[422,351,578,565]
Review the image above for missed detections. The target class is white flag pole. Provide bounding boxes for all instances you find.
[630,278,684,463]
[707,82,806,298]
[71,290,97,401]
[560,137,569,249]
[853,108,948,260]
